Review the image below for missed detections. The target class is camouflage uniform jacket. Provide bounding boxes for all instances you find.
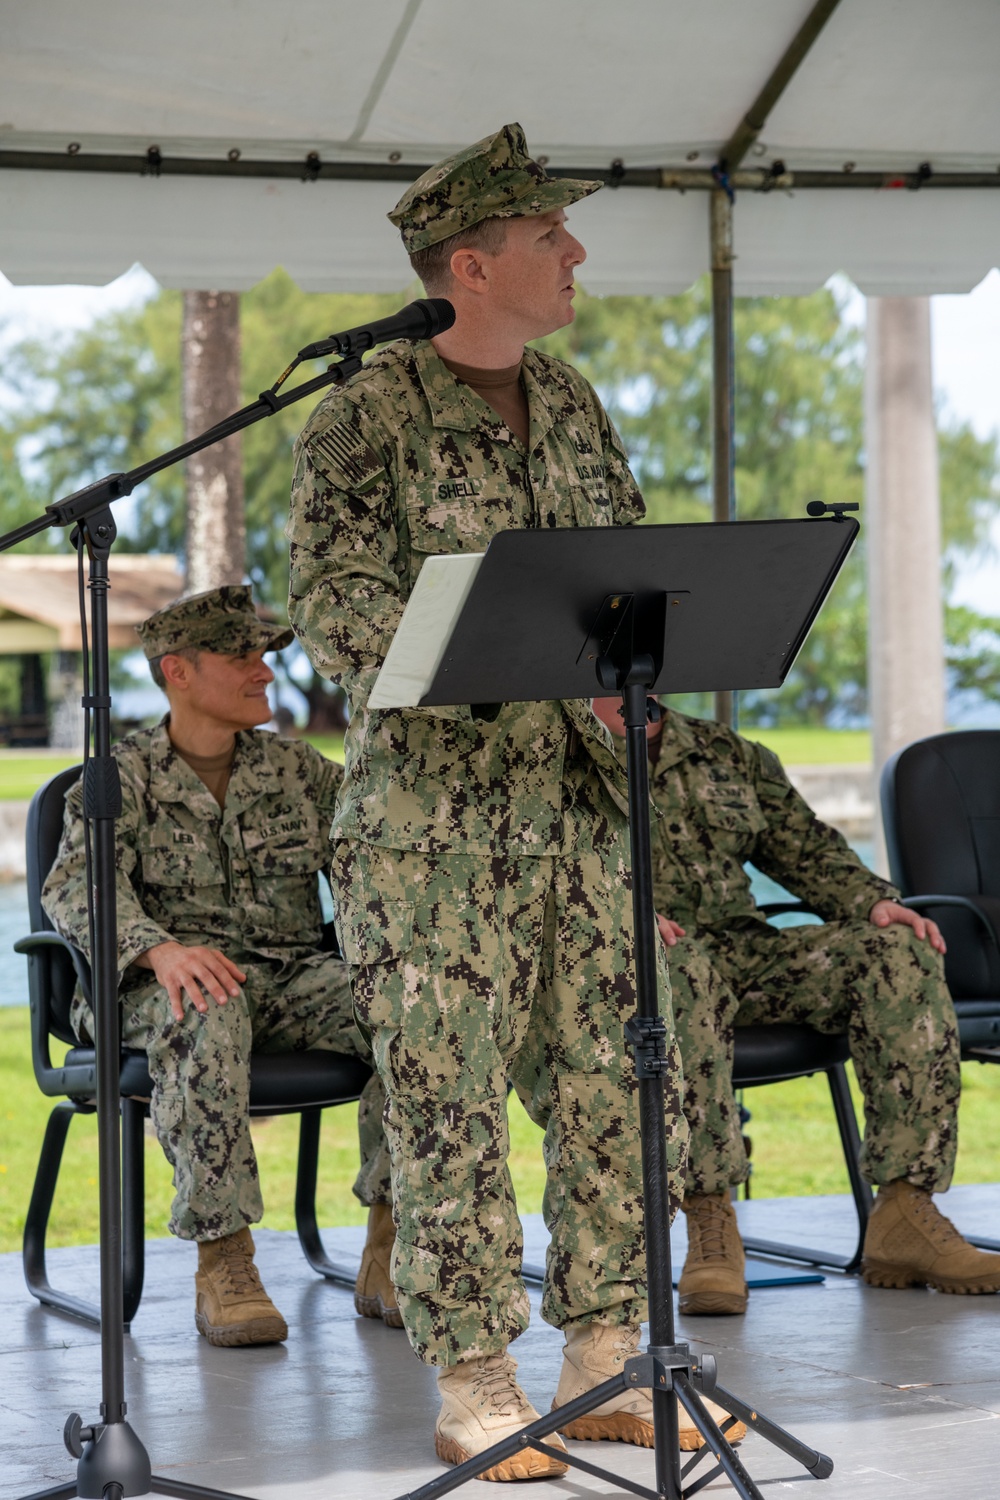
[42,721,342,983]
[287,339,642,854]
[647,709,898,934]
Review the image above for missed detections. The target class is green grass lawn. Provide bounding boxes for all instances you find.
[0,727,862,803]
[0,754,83,801]
[0,736,346,802]
[739,727,871,764]
[2,1005,997,1253]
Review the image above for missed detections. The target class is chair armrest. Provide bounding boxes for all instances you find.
[759,900,817,917]
[16,930,98,1097]
[901,895,1000,955]
[15,930,94,1000]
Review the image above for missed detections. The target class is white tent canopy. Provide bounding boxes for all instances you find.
[2,0,999,296]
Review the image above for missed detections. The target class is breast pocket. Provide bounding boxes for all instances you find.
[136,833,224,930]
[138,836,223,889]
[241,828,324,876]
[700,785,767,855]
[569,482,613,528]
[402,479,523,581]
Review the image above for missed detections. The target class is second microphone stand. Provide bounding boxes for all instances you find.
[9,348,371,1500]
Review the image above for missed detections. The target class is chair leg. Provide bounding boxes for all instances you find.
[293,1106,362,1289]
[120,1097,146,1325]
[827,1062,874,1273]
[23,1099,102,1324]
[740,1064,872,1274]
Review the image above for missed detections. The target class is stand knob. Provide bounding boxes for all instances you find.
[64,1412,95,1457]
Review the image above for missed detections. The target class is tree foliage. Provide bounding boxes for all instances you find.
[2,273,998,726]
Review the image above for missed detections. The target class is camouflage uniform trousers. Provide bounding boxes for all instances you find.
[332,783,687,1367]
[667,920,961,1197]
[105,950,391,1241]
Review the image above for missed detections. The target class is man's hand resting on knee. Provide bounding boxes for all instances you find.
[869,899,946,954]
[134,942,247,1021]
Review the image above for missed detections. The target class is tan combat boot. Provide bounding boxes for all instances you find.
[678,1193,748,1316]
[435,1351,568,1481]
[861,1180,1000,1293]
[354,1201,403,1329]
[552,1322,746,1452]
[194,1227,288,1347]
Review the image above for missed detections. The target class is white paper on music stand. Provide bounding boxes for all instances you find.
[368,552,484,709]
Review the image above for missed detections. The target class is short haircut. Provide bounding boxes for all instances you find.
[409,216,510,293]
[148,646,201,691]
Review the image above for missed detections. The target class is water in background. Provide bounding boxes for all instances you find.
[1,882,30,1008]
[0,842,878,1010]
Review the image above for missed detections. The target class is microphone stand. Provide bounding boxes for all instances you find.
[4,345,370,1500]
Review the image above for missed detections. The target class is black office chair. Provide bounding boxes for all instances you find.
[721,896,871,1274]
[881,729,1000,1251]
[16,765,373,1326]
[732,1021,871,1273]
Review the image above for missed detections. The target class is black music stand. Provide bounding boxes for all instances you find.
[390,515,857,1500]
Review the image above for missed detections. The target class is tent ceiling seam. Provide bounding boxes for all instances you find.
[346,0,425,148]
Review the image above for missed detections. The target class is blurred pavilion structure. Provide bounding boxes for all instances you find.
[0,555,182,746]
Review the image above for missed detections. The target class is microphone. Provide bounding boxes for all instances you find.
[297,298,455,362]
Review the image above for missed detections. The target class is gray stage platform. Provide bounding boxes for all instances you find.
[3,1189,1000,1499]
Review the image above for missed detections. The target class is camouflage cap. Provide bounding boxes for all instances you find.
[388,122,602,254]
[135,585,294,660]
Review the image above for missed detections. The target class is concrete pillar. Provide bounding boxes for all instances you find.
[48,651,85,750]
[865,296,946,866]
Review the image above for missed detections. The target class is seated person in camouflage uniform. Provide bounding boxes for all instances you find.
[43,586,392,1347]
[593,696,1000,1313]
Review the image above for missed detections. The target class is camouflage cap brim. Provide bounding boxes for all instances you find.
[135,585,294,660]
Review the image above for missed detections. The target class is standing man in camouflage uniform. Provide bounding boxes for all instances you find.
[287,124,727,1480]
[593,696,1000,1313]
[43,587,391,1347]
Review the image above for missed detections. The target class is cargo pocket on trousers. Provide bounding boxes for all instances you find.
[149,1088,185,1165]
[393,1236,485,1309]
[391,1237,446,1300]
[337,897,414,1034]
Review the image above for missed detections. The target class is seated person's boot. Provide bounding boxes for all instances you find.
[354,1201,403,1328]
[678,1192,749,1316]
[862,1180,1000,1293]
[436,1351,568,1481]
[195,1227,288,1347]
[552,1322,746,1451]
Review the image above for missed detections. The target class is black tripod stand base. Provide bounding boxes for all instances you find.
[20,1419,260,1500]
[22,1475,259,1500]
[396,1352,833,1500]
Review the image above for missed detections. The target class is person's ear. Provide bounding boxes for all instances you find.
[449,247,491,294]
[160,653,192,692]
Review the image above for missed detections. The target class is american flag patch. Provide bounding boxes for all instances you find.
[311,423,384,489]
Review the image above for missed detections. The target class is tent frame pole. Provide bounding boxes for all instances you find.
[709,0,842,728]
[710,187,736,727]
